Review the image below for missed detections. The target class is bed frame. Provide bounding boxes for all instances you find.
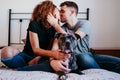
[8,8,90,46]
[90,48,120,57]
[6,8,120,57]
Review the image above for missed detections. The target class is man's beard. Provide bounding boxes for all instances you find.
[60,18,66,23]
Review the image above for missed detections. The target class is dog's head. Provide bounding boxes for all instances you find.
[56,33,80,54]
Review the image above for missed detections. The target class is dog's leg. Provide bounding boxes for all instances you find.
[77,69,84,74]
[71,69,83,75]
[57,71,67,80]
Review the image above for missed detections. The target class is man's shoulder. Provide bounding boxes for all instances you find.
[78,20,90,25]
[78,20,91,29]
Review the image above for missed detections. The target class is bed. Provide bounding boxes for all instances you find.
[0,8,120,80]
[0,68,120,80]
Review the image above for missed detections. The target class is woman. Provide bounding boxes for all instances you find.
[1,1,68,71]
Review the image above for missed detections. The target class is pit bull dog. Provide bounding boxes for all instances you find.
[56,33,83,80]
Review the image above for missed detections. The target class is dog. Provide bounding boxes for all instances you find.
[56,33,83,80]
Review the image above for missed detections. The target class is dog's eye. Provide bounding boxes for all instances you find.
[60,37,65,41]
[68,36,75,40]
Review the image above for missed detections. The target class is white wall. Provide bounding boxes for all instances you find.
[89,0,120,48]
[0,0,120,48]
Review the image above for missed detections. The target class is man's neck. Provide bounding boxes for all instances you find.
[67,17,78,28]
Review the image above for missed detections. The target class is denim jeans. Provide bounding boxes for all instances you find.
[17,52,100,71]
[17,60,54,72]
[93,54,120,73]
[76,52,100,70]
[1,52,33,68]
[2,51,120,74]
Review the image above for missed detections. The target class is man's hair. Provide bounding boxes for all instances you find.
[31,1,56,29]
[60,1,78,15]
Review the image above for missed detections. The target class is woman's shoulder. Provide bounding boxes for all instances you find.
[29,20,43,27]
[29,20,38,25]
[27,20,42,32]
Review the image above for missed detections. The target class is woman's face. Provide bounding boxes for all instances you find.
[53,8,60,21]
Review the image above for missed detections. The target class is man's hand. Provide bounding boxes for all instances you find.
[50,60,71,73]
[75,28,86,39]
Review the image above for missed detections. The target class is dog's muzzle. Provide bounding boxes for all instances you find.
[57,33,78,54]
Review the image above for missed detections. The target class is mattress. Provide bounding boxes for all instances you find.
[0,69,120,80]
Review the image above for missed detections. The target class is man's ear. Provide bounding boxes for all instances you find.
[70,8,76,15]
[74,33,81,40]
[55,33,62,39]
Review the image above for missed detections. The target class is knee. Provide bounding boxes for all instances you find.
[76,53,100,68]
[76,53,95,62]
[76,53,92,58]
[1,46,20,58]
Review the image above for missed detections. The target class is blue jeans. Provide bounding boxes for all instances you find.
[94,54,120,73]
[17,60,54,72]
[17,52,100,71]
[76,52,100,70]
[17,53,120,74]
[1,52,33,68]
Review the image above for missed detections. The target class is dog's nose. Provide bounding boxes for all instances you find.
[66,42,70,47]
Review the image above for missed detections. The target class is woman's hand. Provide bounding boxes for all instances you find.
[47,13,59,27]
[50,60,71,73]
[47,13,66,33]
[51,49,70,60]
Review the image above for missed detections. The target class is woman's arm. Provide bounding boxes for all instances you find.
[29,31,52,57]
[47,13,66,34]
[49,38,59,61]
[29,31,65,60]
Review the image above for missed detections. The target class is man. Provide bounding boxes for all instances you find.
[48,1,120,74]
[49,1,100,73]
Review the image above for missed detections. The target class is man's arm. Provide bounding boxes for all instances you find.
[75,20,91,39]
[75,28,86,39]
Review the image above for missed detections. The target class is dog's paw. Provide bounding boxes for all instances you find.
[78,71,84,75]
[58,75,67,80]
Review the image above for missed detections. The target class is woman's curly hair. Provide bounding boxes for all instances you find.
[31,1,56,29]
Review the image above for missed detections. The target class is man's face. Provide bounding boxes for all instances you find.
[60,5,71,23]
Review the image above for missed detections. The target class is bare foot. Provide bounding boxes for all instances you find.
[28,56,41,65]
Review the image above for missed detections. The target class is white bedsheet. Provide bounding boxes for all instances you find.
[0,50,120,80]
[0,69,120,80]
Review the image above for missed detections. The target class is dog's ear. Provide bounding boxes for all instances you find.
[74,33,81,40]
[55,33,62,39]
